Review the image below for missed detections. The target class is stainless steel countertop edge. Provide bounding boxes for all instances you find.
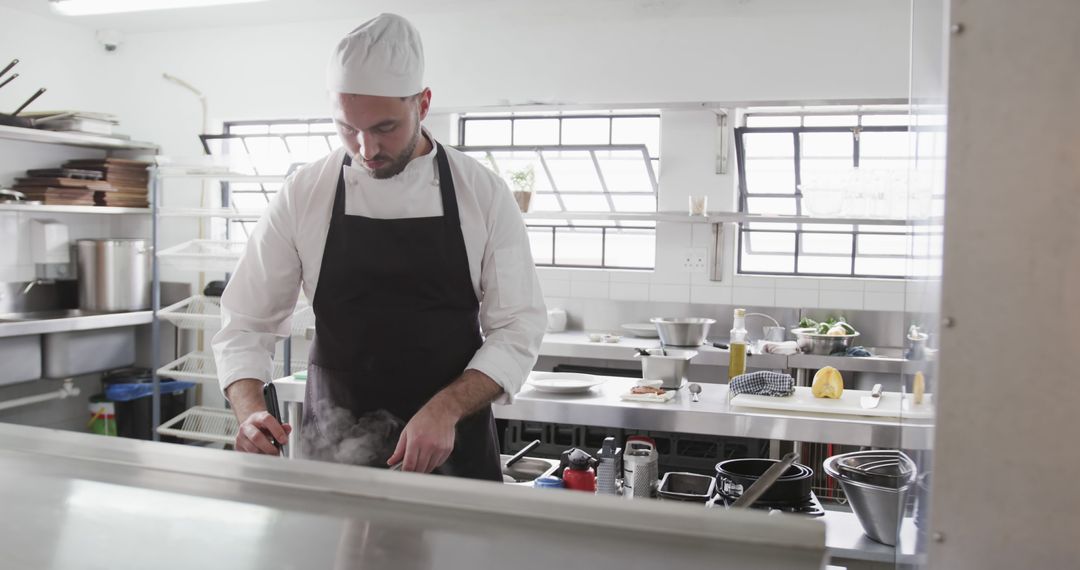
[0,310,153,338]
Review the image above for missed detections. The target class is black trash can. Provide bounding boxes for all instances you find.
[103,367,196,442]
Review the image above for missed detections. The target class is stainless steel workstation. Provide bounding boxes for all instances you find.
[2,0,1076,569]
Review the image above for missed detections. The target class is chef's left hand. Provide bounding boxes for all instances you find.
[387,404,457,473]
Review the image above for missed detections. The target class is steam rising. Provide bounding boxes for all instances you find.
[303,401,404,467]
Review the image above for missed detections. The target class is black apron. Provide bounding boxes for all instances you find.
[303,142,502,482]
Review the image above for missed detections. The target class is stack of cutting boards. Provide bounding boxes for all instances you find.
[65,158,151,207]
[12,159,152,207]
[12,168,111,206]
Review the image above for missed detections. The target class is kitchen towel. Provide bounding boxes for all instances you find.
[729,371,796,397]
[759,340,799,355]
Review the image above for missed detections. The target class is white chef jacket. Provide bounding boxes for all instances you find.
[211,133,547,404]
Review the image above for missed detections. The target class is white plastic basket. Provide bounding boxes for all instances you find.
[157,239,247,273]
[158,295,223,330]
[158,295,315,335]
[156,406,238,445]
[157,352,307,383]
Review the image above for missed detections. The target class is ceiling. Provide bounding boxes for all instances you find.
[0,0,722,33]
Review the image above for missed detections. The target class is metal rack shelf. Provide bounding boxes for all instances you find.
[159,294,313,335]
[0,124,158,151]
[0,204,151,215]
[157,207,263,219]
[158,352,306,384]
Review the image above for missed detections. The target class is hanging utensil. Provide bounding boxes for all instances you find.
[732,452,800,508]
[12,87,46,116]
[0,73,17,91]
[0,59,17,80]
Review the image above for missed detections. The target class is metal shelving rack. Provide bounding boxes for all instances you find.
[148,168,302,442]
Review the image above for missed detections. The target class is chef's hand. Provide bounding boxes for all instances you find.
[236,410,292,455]
[387,405,457,473]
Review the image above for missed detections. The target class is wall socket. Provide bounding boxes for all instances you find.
[682,247,708,273]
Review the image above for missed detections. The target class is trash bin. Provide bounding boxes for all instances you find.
[103,367,195,442]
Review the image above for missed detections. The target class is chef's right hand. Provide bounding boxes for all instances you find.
[236,411,292,455]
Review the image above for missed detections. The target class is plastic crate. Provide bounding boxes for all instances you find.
[156,406,238,445]
[157,352,307,383]
[157,239,246,273]
[159,295,315,335]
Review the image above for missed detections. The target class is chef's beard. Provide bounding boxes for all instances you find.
[358,123,422,180]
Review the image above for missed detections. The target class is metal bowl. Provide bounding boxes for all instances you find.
[791,328,860,355]
[650,317,716,347]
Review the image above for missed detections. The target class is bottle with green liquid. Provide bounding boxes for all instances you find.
[728,308,748,380]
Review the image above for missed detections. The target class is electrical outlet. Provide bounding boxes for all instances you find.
[682,248,707,273]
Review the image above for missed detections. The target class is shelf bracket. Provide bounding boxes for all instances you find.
[715,110,729,175]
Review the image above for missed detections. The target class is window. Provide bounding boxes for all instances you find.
[201,119,342,239]
[735,106,945,278]
[458,111,660,269]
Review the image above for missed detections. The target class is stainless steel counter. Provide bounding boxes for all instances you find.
[274,374,933,449]
[0,310,152,338]
[0,423,826,570]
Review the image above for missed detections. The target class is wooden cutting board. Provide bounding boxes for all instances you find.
[730,386,934,419]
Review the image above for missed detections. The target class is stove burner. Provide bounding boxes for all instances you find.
[708,489,825,517]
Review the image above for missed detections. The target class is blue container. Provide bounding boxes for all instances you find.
[534,476,564,489]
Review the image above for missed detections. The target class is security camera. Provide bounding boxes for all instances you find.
[96,29,123,52]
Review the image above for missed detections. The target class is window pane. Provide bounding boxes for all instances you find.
[561,118,610,144]
[745,115,801,127]
[230,193,271,209]
[561,194,611,211]
[855,256,908,277]
[744,133,794,158]
[802,233,853,255]
[746,197,798,215]
[861,114,910,126]
[543,150,602,192]
[228,124,269,135]
[605,229,655,268]
[804,115,857,127]
[463,120,512,145]
[612,117,660,157]
[554,228,603,266]
[514,118,559,145]
[596,150,653,193]
[799,255,852,275]
[528,193,563,212]
[801,132,853,158]
[745,158,796,194]
[741,232,795,273]
[610,194,656,212]
[527,228,554,265]
[860,131,910,158]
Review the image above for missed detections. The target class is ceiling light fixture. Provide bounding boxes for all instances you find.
[49,0,267,16]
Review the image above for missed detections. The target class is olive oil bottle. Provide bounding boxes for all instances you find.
[728,308,748,380]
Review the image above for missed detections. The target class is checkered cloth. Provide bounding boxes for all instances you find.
[729,371,796,397]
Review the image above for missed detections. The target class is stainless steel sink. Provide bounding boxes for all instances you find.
[500,454,560,485]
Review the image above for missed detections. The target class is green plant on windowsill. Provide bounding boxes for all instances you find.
[507,165,535,213]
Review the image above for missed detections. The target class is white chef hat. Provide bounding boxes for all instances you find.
[326,13,425,97]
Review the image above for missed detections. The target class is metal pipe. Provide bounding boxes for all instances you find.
[0,379,79,412]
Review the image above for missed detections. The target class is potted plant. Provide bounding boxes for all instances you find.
[507,165,534,213]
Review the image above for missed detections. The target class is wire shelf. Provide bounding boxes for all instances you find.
[158,352,307,383]
[156,406,238,445]
[158,295,314,335]
[157,239,246,273]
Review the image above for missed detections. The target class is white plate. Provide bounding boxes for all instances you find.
[527,372,606,394]
[621,323,659,338]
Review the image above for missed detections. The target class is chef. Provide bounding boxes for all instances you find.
[212,13,547,481]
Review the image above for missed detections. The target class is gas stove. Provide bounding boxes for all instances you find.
[707,490,826,517]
